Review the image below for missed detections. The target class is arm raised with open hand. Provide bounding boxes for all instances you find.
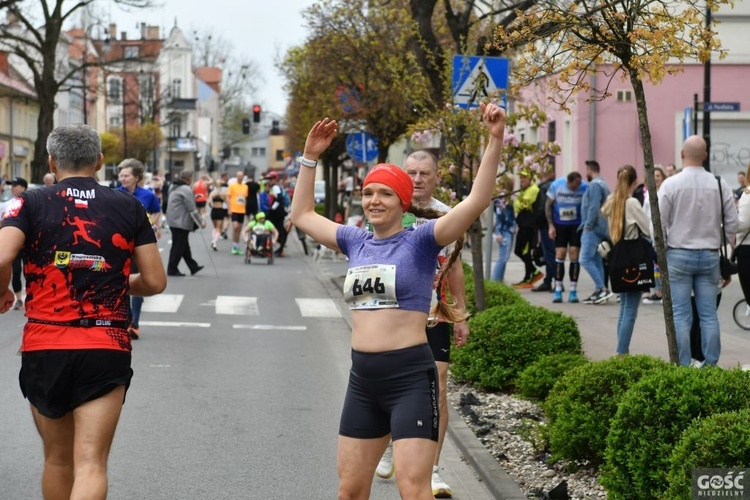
[434,102,506,246]
[290,118,341,251]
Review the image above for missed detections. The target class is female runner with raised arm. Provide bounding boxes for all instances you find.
[291,102,505,500]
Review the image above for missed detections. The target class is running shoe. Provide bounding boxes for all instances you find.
[552,290,563,303]
[642,293,662,305]
[231,248,242,255]
[512,278,533,289]
[375,447,394,479]
[211,242,217,252]
[594,288,614,304]
[529,270,544,285]
[582,292,598,305]
[12,299,23,310]
[431,466,453,498]
[568,290,579,303]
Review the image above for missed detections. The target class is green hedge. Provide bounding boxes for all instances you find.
[462,262,526,315]
[601,367,750,500]
[451,304,582,391]
[544,355,668,465]
[516,353,589,402]
[665,408,750,499]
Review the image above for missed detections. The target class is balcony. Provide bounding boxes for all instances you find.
[167,98,197,110]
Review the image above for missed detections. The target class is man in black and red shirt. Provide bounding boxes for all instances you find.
[0,124,166,498]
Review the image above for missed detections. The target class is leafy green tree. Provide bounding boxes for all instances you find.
[492,0,732,363]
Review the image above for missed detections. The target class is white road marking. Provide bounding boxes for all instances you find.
[295,298,342,318]
[142,294,184,313]
[216,295,259,315]
[232,324,308,331]
[139,321,211,328]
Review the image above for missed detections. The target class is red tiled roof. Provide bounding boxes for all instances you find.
[195,66,221,93]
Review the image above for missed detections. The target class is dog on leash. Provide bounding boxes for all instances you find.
[312,242,347,263]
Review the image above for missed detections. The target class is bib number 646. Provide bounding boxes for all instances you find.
[352,277,386,296]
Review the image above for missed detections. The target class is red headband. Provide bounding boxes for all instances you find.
[363,164,413,211]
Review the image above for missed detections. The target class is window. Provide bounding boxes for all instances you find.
[616,90,633,102]
[275,149,284,161]
[124,46,139,59]
[109,116,121,128]
[170,117,182,138]
[548,120,557,170]
[108,78,122,103]
[140,74,153,102]
[172,78,181,99]
[251,147,266,157]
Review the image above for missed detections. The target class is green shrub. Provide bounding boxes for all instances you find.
[544,355,668,464]
[516,353,589,402]
[601,367,750,500]
[451,304,582,391]
[665,409,750,499]
[462,262,526,314]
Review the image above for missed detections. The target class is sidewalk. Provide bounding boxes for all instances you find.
[482,247,750,369]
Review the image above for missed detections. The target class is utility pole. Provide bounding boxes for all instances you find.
[702,1,712,171]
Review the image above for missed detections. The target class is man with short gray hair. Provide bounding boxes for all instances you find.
[0,123,166,499]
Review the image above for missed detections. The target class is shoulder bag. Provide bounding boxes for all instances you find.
[717,176,738,280]
[608,207,654,293]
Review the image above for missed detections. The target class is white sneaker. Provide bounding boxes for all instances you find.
[691,358,705,369]
[375,446,394,479]
[431,466,453,498]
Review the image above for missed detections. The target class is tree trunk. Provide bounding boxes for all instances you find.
[408,0,445,105]
[469,219,486,311]
[630,76,679,364]
[31,33,62,183]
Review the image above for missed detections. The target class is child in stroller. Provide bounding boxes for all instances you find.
[243,212,279,264]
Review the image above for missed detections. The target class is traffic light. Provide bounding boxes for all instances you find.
[252,104,261,123]
[242,118,250,135]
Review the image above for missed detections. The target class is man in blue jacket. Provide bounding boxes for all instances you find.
[579,160,612,304]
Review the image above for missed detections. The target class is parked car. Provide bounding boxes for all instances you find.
[314,180,326,204]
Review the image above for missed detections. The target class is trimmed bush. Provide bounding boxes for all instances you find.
[451,304,582,391]
[665,409,750,499]
[516,353,589,402]
[462,262,526,315]
[544,355,668,464]
[601,367,750,500]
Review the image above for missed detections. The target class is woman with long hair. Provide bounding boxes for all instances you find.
[291,103,505,499]
[643,166,667,304]
[602,165,651,355]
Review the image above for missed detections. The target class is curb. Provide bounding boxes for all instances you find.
[447,405,528,499]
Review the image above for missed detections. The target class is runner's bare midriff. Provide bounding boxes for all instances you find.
[351,309,428,352]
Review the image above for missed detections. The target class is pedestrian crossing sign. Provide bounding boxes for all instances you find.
[452,55,509,109]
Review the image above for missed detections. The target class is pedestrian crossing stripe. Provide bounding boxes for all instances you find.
[140,321,211,328]
[295,298,343,318]
[141,295,342,318]
[233,325,308,331]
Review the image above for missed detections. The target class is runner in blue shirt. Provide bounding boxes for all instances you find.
[117,159,162,339]
[545,172,587,303]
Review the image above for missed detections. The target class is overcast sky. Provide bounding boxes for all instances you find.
[109,0,313,115]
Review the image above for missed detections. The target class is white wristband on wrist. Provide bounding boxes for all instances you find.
[299,156,317,168]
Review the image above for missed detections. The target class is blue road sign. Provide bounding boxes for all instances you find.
[452,55,510,109]
[704,102,740,112]
[346,132,378,163]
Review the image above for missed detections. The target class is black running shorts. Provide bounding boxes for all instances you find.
[19,349,133,419]
[210,207,227,221]
[230,213,245,224]
[427,322,451,363]
[554,224,582,248]
[339,344,439,442]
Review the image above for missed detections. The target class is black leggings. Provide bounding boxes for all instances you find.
[514,227,536,279]
[736,246,750,304]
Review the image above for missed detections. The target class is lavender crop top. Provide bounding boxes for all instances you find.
[336,219,443,314]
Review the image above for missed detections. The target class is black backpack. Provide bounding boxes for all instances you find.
[532,180,550,229]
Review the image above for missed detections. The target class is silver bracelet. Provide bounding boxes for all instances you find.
[298,156,317,168]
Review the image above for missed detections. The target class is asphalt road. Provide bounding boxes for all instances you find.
[0,226,496,499]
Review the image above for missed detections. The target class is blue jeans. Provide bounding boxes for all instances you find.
[666,249,721,366]
[617,291,642,355]
[539,229,555,285]
[131,296,144,329]
[580,229,606,290]
[492,230,514,282]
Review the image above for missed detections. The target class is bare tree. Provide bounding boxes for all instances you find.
[0,0,156,182]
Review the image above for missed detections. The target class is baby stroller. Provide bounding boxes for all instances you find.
[245,232,274,265]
